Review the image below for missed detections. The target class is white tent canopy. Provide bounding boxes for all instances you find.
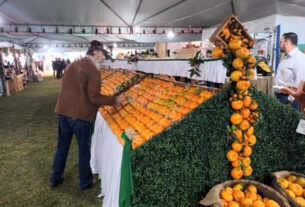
[0,0,304,50]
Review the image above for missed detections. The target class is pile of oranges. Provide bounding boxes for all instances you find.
[99,74,215,149]
[277,175,305,206]
[220,184,281,207]
[100,67,115,79]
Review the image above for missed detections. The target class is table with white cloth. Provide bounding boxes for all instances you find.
[90,112,123,207]
[102,59,228,83]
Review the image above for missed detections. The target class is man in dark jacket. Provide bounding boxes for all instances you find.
[50,40,124,190]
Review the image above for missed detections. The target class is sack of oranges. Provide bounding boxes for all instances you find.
[272,171,305,207]
[200,179,290,207]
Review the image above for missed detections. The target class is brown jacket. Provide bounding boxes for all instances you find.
[55,57,116,122]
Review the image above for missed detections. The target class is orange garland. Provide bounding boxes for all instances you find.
[213,17,259,179]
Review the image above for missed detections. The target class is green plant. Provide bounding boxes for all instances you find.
[130,87,305,207]
[188,51,202,78]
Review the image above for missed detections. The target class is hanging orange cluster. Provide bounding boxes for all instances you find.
[227,40,259,180]
[211,16,259,179]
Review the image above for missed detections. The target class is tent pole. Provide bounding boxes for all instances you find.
[275,25,281,75]
[0,48,6,96]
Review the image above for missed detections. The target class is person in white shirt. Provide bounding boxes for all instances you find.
[274,32,305,111]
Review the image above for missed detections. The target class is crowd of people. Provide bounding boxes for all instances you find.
[52,58,71,79]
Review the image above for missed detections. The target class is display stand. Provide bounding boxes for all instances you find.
[251,75,273,94]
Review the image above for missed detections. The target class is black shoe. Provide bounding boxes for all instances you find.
[81,179,98,191]
[50,177,64,188]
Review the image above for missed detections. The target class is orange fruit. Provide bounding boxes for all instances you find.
[243,96,252,107]
[286,189,296,199]
[221,190,233,202]
[247,56,257,68]
[246,191,258,201]
[240,120,250,131]
[232,160,241,168]
[247,69,255,80]
[250,101,258,110]
[246,126,254,136]
[253,200,265,207]
[233,184,244,192]
[231,70,243,82]
[289,183,303,196]
[247,185,258,194]
[226,150,239,162]
[265,200,280,207]
[232,129,242,140]
[212,48,224,58]
[244,166,253,177]
[235,47,250,59]
[231,113,243,125]
[232,142,243,152]
[278,178,289,189]
[231,100,244,110]
[294,197,305,207]
[233,190,245,202]
[237,80,251,91]
[225,187,234,194]
[231,167,243,180]
[240,197,253,206]
[242,157,251,167]
[256,194,263,201]
[248,135,257,146]
[241,108,251,118]
[232,57,244,69]
[229,39,242,50]
[243,146,252,156]
[228,200,240,207]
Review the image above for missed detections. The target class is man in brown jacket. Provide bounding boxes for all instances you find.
[50,40,124,190]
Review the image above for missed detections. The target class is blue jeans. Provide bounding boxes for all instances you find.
[274,92,300,111]
[50,115,92,190]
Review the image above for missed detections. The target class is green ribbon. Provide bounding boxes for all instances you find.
[119,131,134,207]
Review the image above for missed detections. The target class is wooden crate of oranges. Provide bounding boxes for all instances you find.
[272,171,305,207]
[209,14,255,49]
[200,179,290,207]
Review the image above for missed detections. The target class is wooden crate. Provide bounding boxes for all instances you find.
[16,75,24,92]
[209,14,255,48]
[174,48,201,59]
[8,75,24,94]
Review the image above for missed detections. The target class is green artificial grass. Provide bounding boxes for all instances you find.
[0,76,101,207]
[130,86,305,207]
[2,76,305,207]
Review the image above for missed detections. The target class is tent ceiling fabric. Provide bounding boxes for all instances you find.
[135,0,233,27]
[0,0,305,46]
[0,0,125,26]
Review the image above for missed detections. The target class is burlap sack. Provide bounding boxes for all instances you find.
[200,179,290,207]
[271,171,305,207]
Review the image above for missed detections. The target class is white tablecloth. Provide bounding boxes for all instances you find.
[90,112,123,207]
[102,59,228,83]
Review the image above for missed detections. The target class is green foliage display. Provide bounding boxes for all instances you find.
[130,87,305,207]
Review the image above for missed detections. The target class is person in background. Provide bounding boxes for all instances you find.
[52,58,57,78]
[205,50,212,58]
[274,32,305,111]
[256,50,270,76]
[49,40,125,190]
[38,60,44,72]
[282,81,305,113]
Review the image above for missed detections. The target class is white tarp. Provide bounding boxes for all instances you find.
[0,0,305,47]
